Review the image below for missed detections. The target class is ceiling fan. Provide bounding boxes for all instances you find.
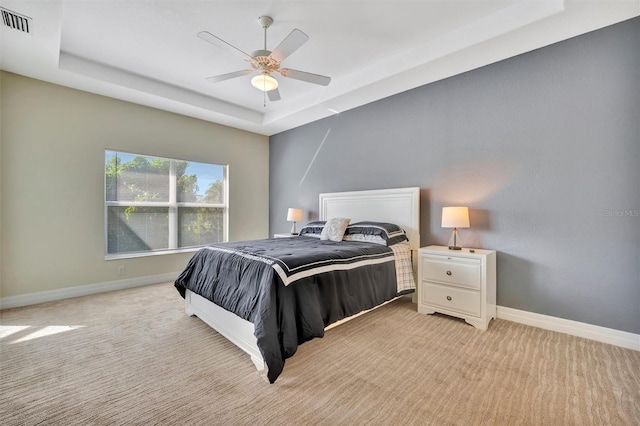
[198,16,331,103]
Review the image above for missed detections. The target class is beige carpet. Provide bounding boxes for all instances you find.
[1,282,639,425]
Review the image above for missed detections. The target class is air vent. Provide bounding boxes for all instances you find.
[1,7,31,33]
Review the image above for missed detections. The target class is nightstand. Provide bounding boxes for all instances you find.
[273,233,297,238]
[417,245,496,330]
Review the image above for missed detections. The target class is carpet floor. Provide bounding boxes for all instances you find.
[1,282,639,425]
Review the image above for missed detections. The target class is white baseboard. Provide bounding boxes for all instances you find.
[497,306,640,351]
[0,272,180,310]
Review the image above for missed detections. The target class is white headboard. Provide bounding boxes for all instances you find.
[319,187,420,251]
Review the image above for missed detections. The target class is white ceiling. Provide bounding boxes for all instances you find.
[1,1,638,136]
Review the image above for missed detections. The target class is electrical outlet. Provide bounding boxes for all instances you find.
[117,266,125,276]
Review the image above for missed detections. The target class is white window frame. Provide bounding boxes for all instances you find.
[104,151,229,260]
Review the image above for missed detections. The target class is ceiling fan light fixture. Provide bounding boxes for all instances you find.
[251,73,278,92]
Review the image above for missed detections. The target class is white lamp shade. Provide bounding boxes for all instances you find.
[441,207,470,228]
[287,208,303,222]
[251,74,279,92]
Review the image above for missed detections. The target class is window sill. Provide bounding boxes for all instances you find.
[105,247,202,261]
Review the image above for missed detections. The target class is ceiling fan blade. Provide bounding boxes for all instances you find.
[269,29,309,63]
[205,69,254,83]
[279,68,331,86]
[197,31,253,62]
[267,87,281,102]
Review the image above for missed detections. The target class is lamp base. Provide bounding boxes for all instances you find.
[447,228,464,250]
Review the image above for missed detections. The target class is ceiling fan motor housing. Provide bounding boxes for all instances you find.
[251,50,279,72]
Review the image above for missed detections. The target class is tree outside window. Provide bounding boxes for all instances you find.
[105,150,227,257]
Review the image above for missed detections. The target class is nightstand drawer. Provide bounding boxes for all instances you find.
[422,255,481,290]
[422,283,481,317]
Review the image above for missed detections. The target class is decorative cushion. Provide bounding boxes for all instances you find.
[320,218,351,242]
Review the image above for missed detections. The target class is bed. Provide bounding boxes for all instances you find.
[175,187,420,383]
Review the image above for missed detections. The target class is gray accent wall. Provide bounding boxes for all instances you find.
[269,17,640,334]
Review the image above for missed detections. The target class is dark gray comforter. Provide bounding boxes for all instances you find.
[174,236,398,383]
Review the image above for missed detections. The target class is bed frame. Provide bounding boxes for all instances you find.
[184,187,420,375]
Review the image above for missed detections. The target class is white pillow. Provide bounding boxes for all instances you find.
[320,218,351,242]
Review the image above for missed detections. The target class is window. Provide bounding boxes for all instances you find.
[105,150,228,258]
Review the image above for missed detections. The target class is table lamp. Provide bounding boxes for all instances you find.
[287,208,303,235]
[441,206,470,250]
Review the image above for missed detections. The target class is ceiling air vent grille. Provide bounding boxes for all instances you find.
[1,7,31,33]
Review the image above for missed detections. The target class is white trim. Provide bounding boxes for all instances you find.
[497,306,640,351]
[105,247,200,260]
[0,272,180,310]
[168,159,177,249]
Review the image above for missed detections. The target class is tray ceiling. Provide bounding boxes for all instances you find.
[1,1,638,135]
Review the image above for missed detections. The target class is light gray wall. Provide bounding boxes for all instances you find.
[1,72,269,299]
[269,18,640,333]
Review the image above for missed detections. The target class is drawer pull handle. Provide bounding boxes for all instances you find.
[446,296,452,301]
[446,270,452,276]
